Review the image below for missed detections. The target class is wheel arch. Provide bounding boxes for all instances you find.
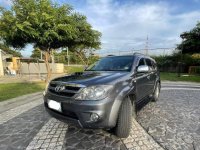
[108,89,136,127]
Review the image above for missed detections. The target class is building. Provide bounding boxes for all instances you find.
[0,49,12,76]
[0,49,64,76]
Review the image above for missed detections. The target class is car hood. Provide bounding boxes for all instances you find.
[52,71,129,86]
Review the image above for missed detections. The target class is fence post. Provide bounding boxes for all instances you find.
[177,62,181,77]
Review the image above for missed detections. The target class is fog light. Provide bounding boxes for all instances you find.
[90,113,99,122]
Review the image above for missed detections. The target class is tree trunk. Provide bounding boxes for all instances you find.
[44,51,52,83]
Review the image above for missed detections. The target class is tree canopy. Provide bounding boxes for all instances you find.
[30,47,41,59]
[0,43,22,57]
[0,0,101,51]
[177,22,200,54]
[0,0,101,81]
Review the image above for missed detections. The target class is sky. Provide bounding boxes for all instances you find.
[0,0,200,56]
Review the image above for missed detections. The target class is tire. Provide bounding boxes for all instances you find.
[114,97,132,138]
[152,82,160,102]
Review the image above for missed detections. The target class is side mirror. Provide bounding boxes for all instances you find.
[137,65,149,73]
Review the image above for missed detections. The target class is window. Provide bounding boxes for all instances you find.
[145,59,152,67]
[138,58,145,66]
[145,59,155,71]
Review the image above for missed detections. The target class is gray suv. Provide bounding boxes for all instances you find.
[43,53,161,138]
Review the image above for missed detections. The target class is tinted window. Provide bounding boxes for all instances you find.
[138,58,145,66]
[86,56,134,71]
[145,59,152,67]
[145,59,155,71]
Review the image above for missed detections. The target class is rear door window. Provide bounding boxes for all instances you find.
[145,59,153,71]
[138,58,145,66]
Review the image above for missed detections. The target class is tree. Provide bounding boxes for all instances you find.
[177,22,200,54]
[0,0,101,82]
[31,48,41,59]
[0,43,22,57]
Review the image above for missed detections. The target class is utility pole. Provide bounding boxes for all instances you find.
[145,35,149,55]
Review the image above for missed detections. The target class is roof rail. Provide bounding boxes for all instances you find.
[133,52,146,56]
[107,55,115,57]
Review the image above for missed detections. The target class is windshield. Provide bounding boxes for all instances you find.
[86,56,134,72]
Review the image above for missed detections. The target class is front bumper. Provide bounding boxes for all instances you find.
[44,92,116,129]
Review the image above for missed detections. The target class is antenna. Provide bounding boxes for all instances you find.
[145,35,149,55]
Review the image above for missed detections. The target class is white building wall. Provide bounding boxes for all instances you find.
[0,50,4,76]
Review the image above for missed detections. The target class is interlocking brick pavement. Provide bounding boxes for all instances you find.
[3,82,198,150]
[0,98,43,124]
[0,105,50,150]
[138,88,200,150]
[26,118,67,150]
[122,119,163,150]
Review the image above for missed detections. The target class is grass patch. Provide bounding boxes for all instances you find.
[160,72,200,82]
[64,66,84,74]
[0,82,46,102]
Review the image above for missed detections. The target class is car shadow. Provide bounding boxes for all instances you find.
[62,125,126,150]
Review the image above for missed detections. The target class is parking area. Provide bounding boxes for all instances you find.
[138,82,200,150]
[0,82,199,150]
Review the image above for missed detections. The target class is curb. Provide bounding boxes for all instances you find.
[0,92,43,113]
[162,81,200,85]
[0,92,42,106]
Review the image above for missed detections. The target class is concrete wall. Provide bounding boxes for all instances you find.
[0,50,4,76]
[20,63,64,74]
[5,62,64,74]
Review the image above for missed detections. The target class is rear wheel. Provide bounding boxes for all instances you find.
[114,97,132,138]
[152,82,160,102]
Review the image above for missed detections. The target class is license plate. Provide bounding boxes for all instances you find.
[47,100,62,112]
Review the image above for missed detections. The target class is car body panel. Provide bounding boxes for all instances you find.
[44,54,160,129]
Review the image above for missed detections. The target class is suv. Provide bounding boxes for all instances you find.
[43,54,160,138]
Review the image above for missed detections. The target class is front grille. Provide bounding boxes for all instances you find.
[48,81,83,98]
[49,89,76,97]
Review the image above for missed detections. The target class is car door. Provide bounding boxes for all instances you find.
[135,58,149,101]
[145,58,156,94]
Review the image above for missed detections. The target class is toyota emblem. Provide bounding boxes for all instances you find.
[55,85,65,92]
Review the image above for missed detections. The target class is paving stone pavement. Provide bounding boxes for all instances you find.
[0,98,43,125]
[26,118,67,150]
[137,89,200,150]
[122,119,163,150]
[62,124,123,150]
[0,105,50,150]
[0,100,163,150]
[1,82,199,150]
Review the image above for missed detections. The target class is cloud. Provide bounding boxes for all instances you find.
[77,0,200,55]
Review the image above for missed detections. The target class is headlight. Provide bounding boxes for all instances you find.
[75,85,113,100]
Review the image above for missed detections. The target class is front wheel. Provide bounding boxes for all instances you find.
[114,97,132,138]
[152,82,160,102]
